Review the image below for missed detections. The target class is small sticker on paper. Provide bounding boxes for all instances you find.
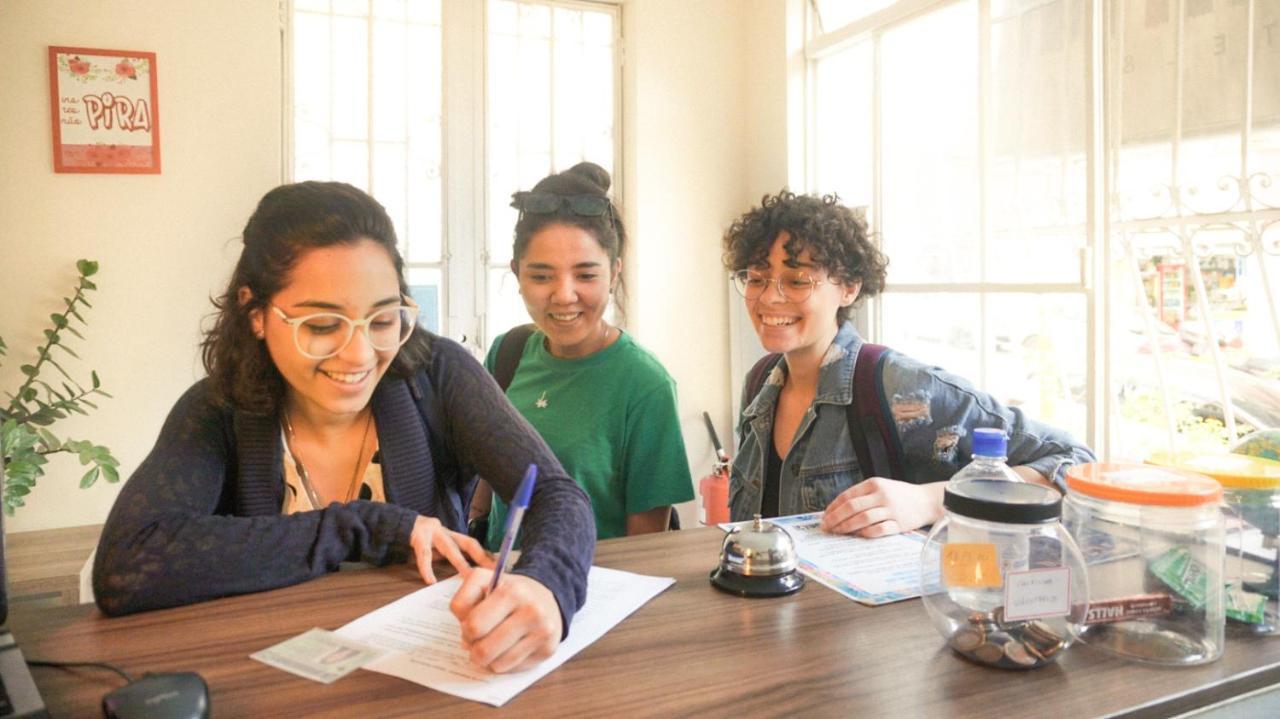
[1003,567,1072,621]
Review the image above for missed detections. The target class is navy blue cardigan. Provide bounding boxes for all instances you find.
[92,334,595,632]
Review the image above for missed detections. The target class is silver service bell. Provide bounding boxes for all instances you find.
[710,514,805,597]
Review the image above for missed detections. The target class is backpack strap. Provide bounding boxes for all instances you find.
[743,352,784,411]
[493,324,537,391]
[846,343,905,480]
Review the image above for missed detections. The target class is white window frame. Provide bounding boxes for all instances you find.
[281,0,624,352]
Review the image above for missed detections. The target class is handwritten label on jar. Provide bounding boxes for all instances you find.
[942,543,1002,588]
[1003,567,1072,621]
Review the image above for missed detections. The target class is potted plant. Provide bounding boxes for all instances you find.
[0,259,119,515]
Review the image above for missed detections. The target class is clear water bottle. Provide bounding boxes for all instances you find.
[946,428,1027,583]
[948,428,1022,487]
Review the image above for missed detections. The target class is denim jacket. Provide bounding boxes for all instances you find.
[729,321,1096,520]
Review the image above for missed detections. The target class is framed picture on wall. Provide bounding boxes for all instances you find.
[48,46,160,174]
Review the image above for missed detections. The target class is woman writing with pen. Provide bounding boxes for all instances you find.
[471,162,695,544]
[92,181,595,673]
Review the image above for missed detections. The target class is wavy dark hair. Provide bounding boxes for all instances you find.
[202,181,431,414]
[511,162,628,316]
[722,190,888,323]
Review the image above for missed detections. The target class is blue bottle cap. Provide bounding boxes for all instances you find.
[972,428,1007,458]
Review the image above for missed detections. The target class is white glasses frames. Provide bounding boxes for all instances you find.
[270,300,418,359]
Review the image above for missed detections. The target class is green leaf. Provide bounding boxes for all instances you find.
[79,466,100,488]
[43,329,59,343]
[76,259,99,276]
[54,344,80,359]
[46,357,73,382]
[50,313,68,329]
[80,398,98,410]
[96,390,113,399]
[100,464,119,483]
[5,460,38,476]
[20,388,37,402]
[64,326,84,340]
[27,409,58,426]
[36,428,60,450]
[19,364,37,377]
[6,485,29,498]
[5,475,36,489]
[91,371,100,389]
[81,279,97,291]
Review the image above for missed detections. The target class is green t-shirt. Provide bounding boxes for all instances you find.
[484,329,694,547]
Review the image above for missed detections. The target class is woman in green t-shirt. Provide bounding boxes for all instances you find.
[472,162,694,546]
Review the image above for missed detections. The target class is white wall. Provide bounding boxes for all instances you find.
[0,0,283,531]
[0,0,792,532]
[623,0,791,520]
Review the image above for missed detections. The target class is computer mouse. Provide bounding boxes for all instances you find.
[102,672,209,719]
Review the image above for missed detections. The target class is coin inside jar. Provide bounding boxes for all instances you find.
[1003,640,1039,668]
[951,628,984,652]
[973,640,1005,665]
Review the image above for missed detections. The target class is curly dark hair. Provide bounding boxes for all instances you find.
[722,190,888,323]
[511,162,628,316]
[201,181,431,414]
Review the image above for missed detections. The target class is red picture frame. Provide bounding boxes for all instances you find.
[48,46,160,174]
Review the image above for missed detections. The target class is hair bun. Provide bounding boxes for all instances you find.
[531,161,611,197]
[565,162,610,194]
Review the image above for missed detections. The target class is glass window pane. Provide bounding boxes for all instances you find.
[332,0,367,16]
[814,41,872,210]
[812,0,896,34]
[880,292,1087,440]
[373,19,407,142]
[407,137,442,263]
[406,0,440,24]
[519,2,550,37]
[332,140,369,190]
[880,1,979,283]
[880,293,982,385]
[332,16,369,139]
[373,0,404,20]
[407,267,443,335]
[373,140,407,245]
[488,2,616,263]
[988,0,1087,284]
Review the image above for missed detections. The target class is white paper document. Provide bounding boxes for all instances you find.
[335,566,673,706]
[721,512,931,604]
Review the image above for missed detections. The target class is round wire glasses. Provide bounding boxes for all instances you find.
[730,269,835,303]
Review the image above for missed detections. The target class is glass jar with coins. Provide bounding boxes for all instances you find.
[1063,463,1225,665]
[920,480,1088,670]
[1145,452,1280,637]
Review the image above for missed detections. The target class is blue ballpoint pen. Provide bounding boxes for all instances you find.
[490,463,538,592]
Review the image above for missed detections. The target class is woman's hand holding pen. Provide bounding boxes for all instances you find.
[450,570,562,673]
[408,516,494,584]
[820,478,946,537]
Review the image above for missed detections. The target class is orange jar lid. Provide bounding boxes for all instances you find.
[1066,462,1222,507]
[1146,451,1280,491]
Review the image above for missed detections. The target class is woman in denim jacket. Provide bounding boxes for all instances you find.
[723,191,1095,536]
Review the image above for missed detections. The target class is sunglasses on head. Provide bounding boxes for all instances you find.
[510,191,612,217]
